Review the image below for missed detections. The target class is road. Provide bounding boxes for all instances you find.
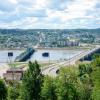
[42,46,100,77]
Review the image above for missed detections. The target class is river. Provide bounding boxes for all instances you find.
[0,49,83,63]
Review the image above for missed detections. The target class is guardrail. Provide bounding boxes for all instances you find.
[42,46,100,76]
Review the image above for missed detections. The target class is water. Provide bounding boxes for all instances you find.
[0,49,83,63]
[30,49,83,63]
[0,50,23,63]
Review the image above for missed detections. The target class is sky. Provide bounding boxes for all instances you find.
[0,0,99,29]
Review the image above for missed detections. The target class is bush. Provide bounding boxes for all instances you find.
[0,79,7,100]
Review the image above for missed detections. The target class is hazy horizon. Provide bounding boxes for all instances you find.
[0,28,99,30]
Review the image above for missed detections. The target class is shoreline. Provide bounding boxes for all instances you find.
[0,46,91,51]
[0,47,93,51]
[35,47,90,50]
[0,49,25,51]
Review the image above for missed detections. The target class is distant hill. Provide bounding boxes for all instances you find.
[0,28,100,34]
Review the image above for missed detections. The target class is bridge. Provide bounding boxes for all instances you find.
[42,46,100,77]
[15,48,35,62]
[0,46,100,78]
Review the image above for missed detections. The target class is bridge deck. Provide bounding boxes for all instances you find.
[42,46,100,77]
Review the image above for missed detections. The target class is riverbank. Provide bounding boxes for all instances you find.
[35,46,91,50]
[0,46,92,51]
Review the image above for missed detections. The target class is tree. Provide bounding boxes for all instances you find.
[78,64,93,100]
[7,82,20,100]
[56,67,85,100]
[79,64,92,77]
[41,76,57,100]
[91,56,100,100]
[91,57,100,67]
[91,68,100,100]
[19,61,43,100]
[92,53,100,60]
[0,79,7,100]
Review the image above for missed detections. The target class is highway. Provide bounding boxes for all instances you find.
[42,46,100,77]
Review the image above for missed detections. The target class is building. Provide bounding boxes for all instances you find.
[58,39,79,47]
[3,68,23,81]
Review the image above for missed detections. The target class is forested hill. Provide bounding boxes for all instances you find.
[0,28,100,35]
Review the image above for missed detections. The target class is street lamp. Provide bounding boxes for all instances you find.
[8,52,15,81]
[8,52,13,64]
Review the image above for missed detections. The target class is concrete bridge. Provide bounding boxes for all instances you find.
[42,46,100,77]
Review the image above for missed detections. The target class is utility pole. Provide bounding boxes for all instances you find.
[8,52,15,100]
[49,53,50,65]
[69,52,70,66]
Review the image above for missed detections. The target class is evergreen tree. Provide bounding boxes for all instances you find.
[19,61,43,100]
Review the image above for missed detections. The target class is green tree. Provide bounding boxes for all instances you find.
[41,76,57,100]
[79,64,92,77]
[0,79,7,100]
[56,67,85,100]
[78,64,93,100]
[7,82,20,100]
[91,68,100,100]
[92,53,100,60]
[91,57,100,67]
[91,56,100,100]
[19,61,43,100]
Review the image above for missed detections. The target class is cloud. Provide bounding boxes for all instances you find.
[0,0,18,12]
[0,0,99,29]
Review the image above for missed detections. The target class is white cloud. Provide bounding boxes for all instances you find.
[34,0,49,8]
[0,0,99,29]
[8,0,18,4]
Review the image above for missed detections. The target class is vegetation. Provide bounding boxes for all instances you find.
[7,85,20,100]
[0,54,100,100]
[0,29,99,49]
[41,76,57,100]
[19,61,43,100]
[0,79,8,100]
[91,55,100,100]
